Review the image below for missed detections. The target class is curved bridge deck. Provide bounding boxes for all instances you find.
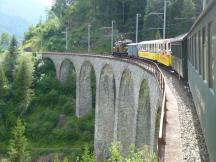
[41,52,176,161]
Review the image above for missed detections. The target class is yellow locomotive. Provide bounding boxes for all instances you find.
[112,39,132,55]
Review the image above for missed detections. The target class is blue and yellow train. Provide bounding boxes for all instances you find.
[114,0,216,161]
[125,33,188,79]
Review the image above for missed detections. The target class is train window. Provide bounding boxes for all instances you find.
[192,36,194,66]
[168,43,171,50]
[189,38,192,62]
[208,22,213,88]
[154,43,156,52]
[202,27,206,80]
[198,31,202,75]
[191,38,193,63]
[195,33,197,70]
[188,38,191,62]
[190,38,192,63]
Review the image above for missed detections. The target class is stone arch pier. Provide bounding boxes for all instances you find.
[42,52,163,161]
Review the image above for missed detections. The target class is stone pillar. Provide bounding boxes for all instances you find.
[117,70,135,155]
[78,62,93,117]
[95,65,115,161]
[59,60,71,84]
[135,79,151,148]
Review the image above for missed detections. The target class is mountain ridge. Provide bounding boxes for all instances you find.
[0,11,29,42]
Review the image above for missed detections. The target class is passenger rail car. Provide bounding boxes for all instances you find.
[137,35,188,79]
[138,39,172,66]
[171,34,188,79]
[187,1,216,161]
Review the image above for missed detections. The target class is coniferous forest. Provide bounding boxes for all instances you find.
[22,0,202,53]
[0,0,202,161]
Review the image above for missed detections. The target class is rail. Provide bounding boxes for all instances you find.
[42,52,167,161]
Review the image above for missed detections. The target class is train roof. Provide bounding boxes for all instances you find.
[188,0,216,35]
[138,38,171,44]
[170,33,188,42]
[128,43,138,46]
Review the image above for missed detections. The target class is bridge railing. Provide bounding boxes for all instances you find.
[42,52,167,161]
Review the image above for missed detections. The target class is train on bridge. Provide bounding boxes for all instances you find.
[113,0,216,161]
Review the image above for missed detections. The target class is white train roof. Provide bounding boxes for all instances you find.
[138,33,188,45]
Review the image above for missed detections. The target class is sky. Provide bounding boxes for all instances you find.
[0,0,53,25]
[40,0,53,8]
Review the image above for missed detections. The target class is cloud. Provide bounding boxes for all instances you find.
[39,0,53,7]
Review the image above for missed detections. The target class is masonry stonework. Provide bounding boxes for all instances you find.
[42,53,162,161]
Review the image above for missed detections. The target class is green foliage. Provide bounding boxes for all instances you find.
[107,142,123,162]
[108,142,157,162]
[125,145,157,162]
[0,65,7,95]
[80,146,96,162]
[143,0,201,40]
[155,30,161,40]
[0,53,95,160]
[0,33,11,49]
[6,118,30,162]
[23,14,63,52]
[3,36,18,82]
[12,55,34,115]
[23,0,202,53]
[23,56,94,160]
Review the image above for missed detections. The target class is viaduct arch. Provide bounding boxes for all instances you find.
[42,52,163,161]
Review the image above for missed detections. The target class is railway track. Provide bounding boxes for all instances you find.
[112,55,209,161]
[161,68,209,162]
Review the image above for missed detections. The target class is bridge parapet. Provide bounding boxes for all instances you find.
[42,52,166,161]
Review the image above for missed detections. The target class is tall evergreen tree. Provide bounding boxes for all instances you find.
[13,55,33,115]
[3,36,18,82]
[143,0,163,40]
[0,33,11,49]
[0,65,7,96]
[7,118,30,162]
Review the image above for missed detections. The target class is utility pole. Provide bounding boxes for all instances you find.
[163,0,167,39]
[203,0,206,10]
[136,13,141,43]
[88,24,91,53]
[111,20,115,52]
[122,0,125,24]
[62,27,68,51]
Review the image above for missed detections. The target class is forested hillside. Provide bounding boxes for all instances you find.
[0,36,95,161]
[23,0,202,53]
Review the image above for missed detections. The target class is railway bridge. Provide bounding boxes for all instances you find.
[42,52,166,161]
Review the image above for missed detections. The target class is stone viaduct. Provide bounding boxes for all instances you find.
[42,52,163,161]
